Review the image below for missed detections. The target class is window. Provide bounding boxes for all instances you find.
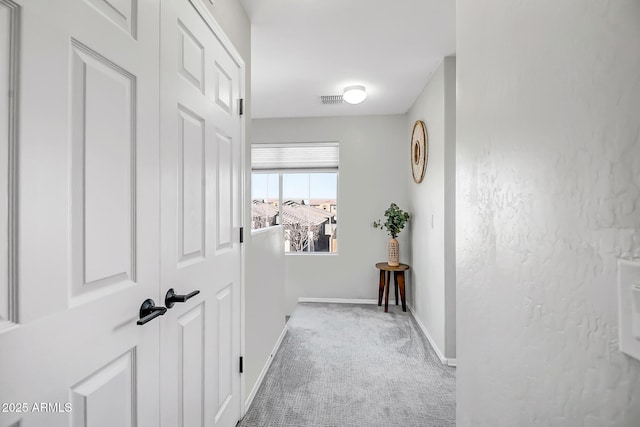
[251,173,279,230]
[282,173,337,253]
[251,143,339,254]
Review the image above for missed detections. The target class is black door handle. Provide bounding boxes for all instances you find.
[137,299,167,325]
[165,288,200,309]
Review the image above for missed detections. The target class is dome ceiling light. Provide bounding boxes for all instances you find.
[342,85,367,105]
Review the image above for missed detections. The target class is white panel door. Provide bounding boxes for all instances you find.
[0,0,161,426]
[159,1,243,426]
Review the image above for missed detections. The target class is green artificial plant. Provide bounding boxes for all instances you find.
[372,203,410,239]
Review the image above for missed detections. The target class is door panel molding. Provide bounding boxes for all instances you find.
[216,132,232,251]
[214,283,232,420]
[177,303,205,427]
[0,0,19,329]
[83,0,138,39]
[213,62,231,115]
[70,39,137,300]
[177,104,206,265]
[177,20,205,94]
[71,348,137,427]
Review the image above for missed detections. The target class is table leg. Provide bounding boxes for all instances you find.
[398,271,407,312]
[378,270,385,306]
[394,271,399,305]
[384,271,390,312]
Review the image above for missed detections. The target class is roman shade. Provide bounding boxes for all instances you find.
[251,142,339,171]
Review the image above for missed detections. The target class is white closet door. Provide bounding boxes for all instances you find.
[0,0,161,426]
[159,0,244,426]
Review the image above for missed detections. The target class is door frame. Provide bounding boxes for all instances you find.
[181,0,247,419]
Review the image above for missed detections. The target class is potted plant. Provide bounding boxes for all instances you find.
[373,203,410,266]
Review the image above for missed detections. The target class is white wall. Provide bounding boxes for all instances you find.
[406,58,456,361]
[244,226,285,406]
[457,0,640,425]
[252,115,409,314]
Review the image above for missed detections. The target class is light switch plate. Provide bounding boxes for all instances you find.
[619,259,640,360]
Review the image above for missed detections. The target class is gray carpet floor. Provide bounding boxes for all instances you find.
[239,302,456,427]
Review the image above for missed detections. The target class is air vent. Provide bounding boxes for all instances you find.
[320,95,344,104]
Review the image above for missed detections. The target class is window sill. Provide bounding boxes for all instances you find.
[251,225,282,235]
[285,252,338,256]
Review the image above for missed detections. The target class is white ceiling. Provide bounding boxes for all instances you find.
[239,0,456,119]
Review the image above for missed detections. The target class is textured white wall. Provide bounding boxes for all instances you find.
[251,116,409,314]
[244,226,285,404]
[457,0,640,425]
[406,58,457,361]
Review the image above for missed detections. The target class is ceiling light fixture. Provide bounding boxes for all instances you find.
[342,85,367,104]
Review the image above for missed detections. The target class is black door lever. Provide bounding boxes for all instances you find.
[137,299,167,325]
[165,288,200,309]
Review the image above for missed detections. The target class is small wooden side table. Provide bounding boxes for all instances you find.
[375,262,409,313]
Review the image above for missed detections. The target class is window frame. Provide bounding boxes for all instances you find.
[250,171,282,232]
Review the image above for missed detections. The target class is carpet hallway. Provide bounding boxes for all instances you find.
[239,303,456,427]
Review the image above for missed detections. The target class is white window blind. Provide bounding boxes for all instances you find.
[251,142,339,171]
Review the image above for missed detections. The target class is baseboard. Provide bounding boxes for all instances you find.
[244,325,288,411]
[298,297,379,305]
[407,304,455,367]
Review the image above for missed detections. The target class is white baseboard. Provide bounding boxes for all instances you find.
[298,297,379,305]
[244,325,288,411]
[407,304,455,367]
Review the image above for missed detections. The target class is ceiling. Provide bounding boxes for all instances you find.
[239,0,456,119]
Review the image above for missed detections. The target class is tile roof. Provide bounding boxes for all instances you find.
[251,200,335,227]
[281,203,333,227]
[251,200,279,217]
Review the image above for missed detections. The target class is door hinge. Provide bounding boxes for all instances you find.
[239,356,244,374]
[240,227,244,243]
[239,98,244,116]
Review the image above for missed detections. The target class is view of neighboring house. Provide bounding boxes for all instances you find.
[252,198,338,253]
[251,198,279,229]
